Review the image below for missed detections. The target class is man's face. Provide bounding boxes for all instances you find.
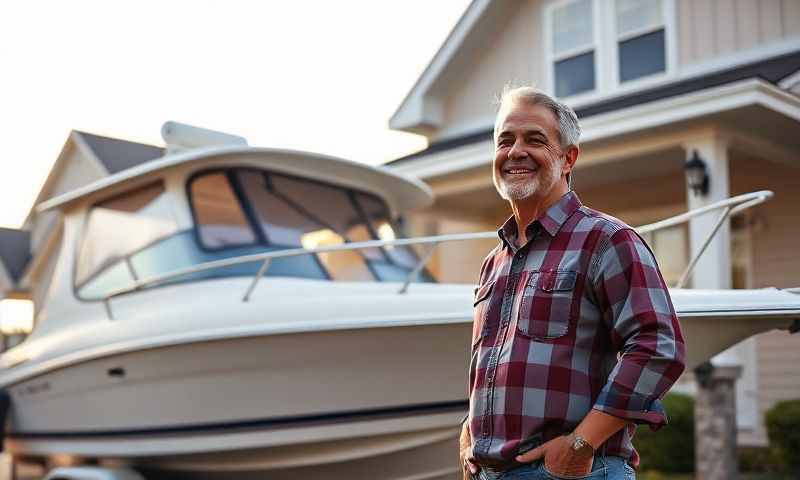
[493,102,568,201]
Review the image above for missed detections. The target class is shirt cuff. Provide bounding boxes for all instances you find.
[592,390,668,431]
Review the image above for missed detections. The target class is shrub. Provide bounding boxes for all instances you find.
[632,393,695,473]
[765,399,800,474]
[738,447,773,473]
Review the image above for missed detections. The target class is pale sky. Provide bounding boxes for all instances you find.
[0,0,472,228]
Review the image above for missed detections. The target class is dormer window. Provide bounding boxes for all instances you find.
[546,0,673,99]
[551,0,597,97]
[616,0,666,82]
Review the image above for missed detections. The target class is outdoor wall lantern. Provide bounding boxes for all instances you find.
[685,150,710,196]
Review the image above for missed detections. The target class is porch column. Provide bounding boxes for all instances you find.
[683,134,732,291]
[683,135,740,478]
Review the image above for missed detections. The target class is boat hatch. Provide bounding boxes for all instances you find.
[75,169,434,300]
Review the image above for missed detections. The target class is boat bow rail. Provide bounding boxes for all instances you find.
[100,190,774,318]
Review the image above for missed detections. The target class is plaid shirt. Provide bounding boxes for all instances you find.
[468,191,685,469]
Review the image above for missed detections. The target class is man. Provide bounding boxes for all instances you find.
[459,86,685,480]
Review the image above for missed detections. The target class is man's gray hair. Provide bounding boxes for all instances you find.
[494,86,581,149]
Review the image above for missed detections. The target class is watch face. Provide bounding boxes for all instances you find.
[571,436,593,454]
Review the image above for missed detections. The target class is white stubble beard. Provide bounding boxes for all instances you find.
[495,155,565,201]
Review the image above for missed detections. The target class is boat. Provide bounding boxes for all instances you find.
[0,124,797,480]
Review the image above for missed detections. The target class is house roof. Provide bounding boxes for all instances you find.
[0,228,31,284]
[388,50,800,166]
[75,131,165,174]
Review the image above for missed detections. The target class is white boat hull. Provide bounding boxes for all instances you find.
[6,323,469,479]
[3,285,799,479]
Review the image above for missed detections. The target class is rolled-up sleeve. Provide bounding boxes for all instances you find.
[589,228,686,430]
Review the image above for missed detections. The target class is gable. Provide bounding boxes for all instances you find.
[390,0,520,135]
[434,0,544,142]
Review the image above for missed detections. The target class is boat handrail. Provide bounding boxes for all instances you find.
[100,190,773,318]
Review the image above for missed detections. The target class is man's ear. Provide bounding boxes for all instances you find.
[563,145,579,175]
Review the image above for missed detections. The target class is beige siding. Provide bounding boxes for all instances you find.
[435,0,545,142]
[677,0,800,66]
[31,144,105,252]
[714,0,738,54]
[785,0,800,35]
[730,153,800,444]
[429,217,499,284]
[760,0,784,43]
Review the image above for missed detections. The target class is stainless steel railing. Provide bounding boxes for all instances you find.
[101,190,773,318]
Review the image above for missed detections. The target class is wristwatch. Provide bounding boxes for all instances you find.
[569,433,595,457]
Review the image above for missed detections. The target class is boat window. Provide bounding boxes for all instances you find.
[239,171,374,281]
[76,182,179,299]
[356,192,416,268]
[187,168,434,284]
[191,172,256,248]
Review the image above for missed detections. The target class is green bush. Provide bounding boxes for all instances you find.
[632,393,695,473]
[738,447,775,473]
[765,399,800,474]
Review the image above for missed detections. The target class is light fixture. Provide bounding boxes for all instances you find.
[685,150,709,197]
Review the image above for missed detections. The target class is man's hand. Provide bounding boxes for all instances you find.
[459,422,478,478]
[515,435,593,477]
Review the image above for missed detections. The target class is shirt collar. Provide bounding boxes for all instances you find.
[497,191,583,249]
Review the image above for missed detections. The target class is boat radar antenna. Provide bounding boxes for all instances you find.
[161,121,248,155]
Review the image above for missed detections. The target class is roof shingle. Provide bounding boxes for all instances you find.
[76,132,165,174]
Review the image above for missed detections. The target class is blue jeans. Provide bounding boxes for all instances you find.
[475,456,635,480]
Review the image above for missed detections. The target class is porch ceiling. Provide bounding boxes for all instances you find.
[717,104,800,164]
[573,148,685,190]
[429,147,686,220]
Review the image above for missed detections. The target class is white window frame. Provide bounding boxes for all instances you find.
[544,0,677,104]
[544,0,604,103]
[606,0,677,90]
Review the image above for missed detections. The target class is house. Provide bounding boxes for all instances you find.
[386,0,800,447]
[0,131,165,334]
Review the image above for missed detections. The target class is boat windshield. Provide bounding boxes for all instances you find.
[75,170,433,300]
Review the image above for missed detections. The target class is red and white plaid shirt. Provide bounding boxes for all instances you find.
[468,191,685,469]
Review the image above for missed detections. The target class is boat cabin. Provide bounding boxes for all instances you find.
[72,166,432,301]
[9,141,433,338]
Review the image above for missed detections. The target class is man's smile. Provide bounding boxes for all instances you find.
[502,165,539,176]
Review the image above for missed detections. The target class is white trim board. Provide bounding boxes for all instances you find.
[389,0,492,132]
[580,79,800,142]
[391,79,800,179]
[778,69,800,92]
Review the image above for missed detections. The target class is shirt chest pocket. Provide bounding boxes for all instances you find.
[472,280,496,347]
[517,270,578,340]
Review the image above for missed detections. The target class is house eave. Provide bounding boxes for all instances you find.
[390,78,800,179]
[389,0,493,133]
